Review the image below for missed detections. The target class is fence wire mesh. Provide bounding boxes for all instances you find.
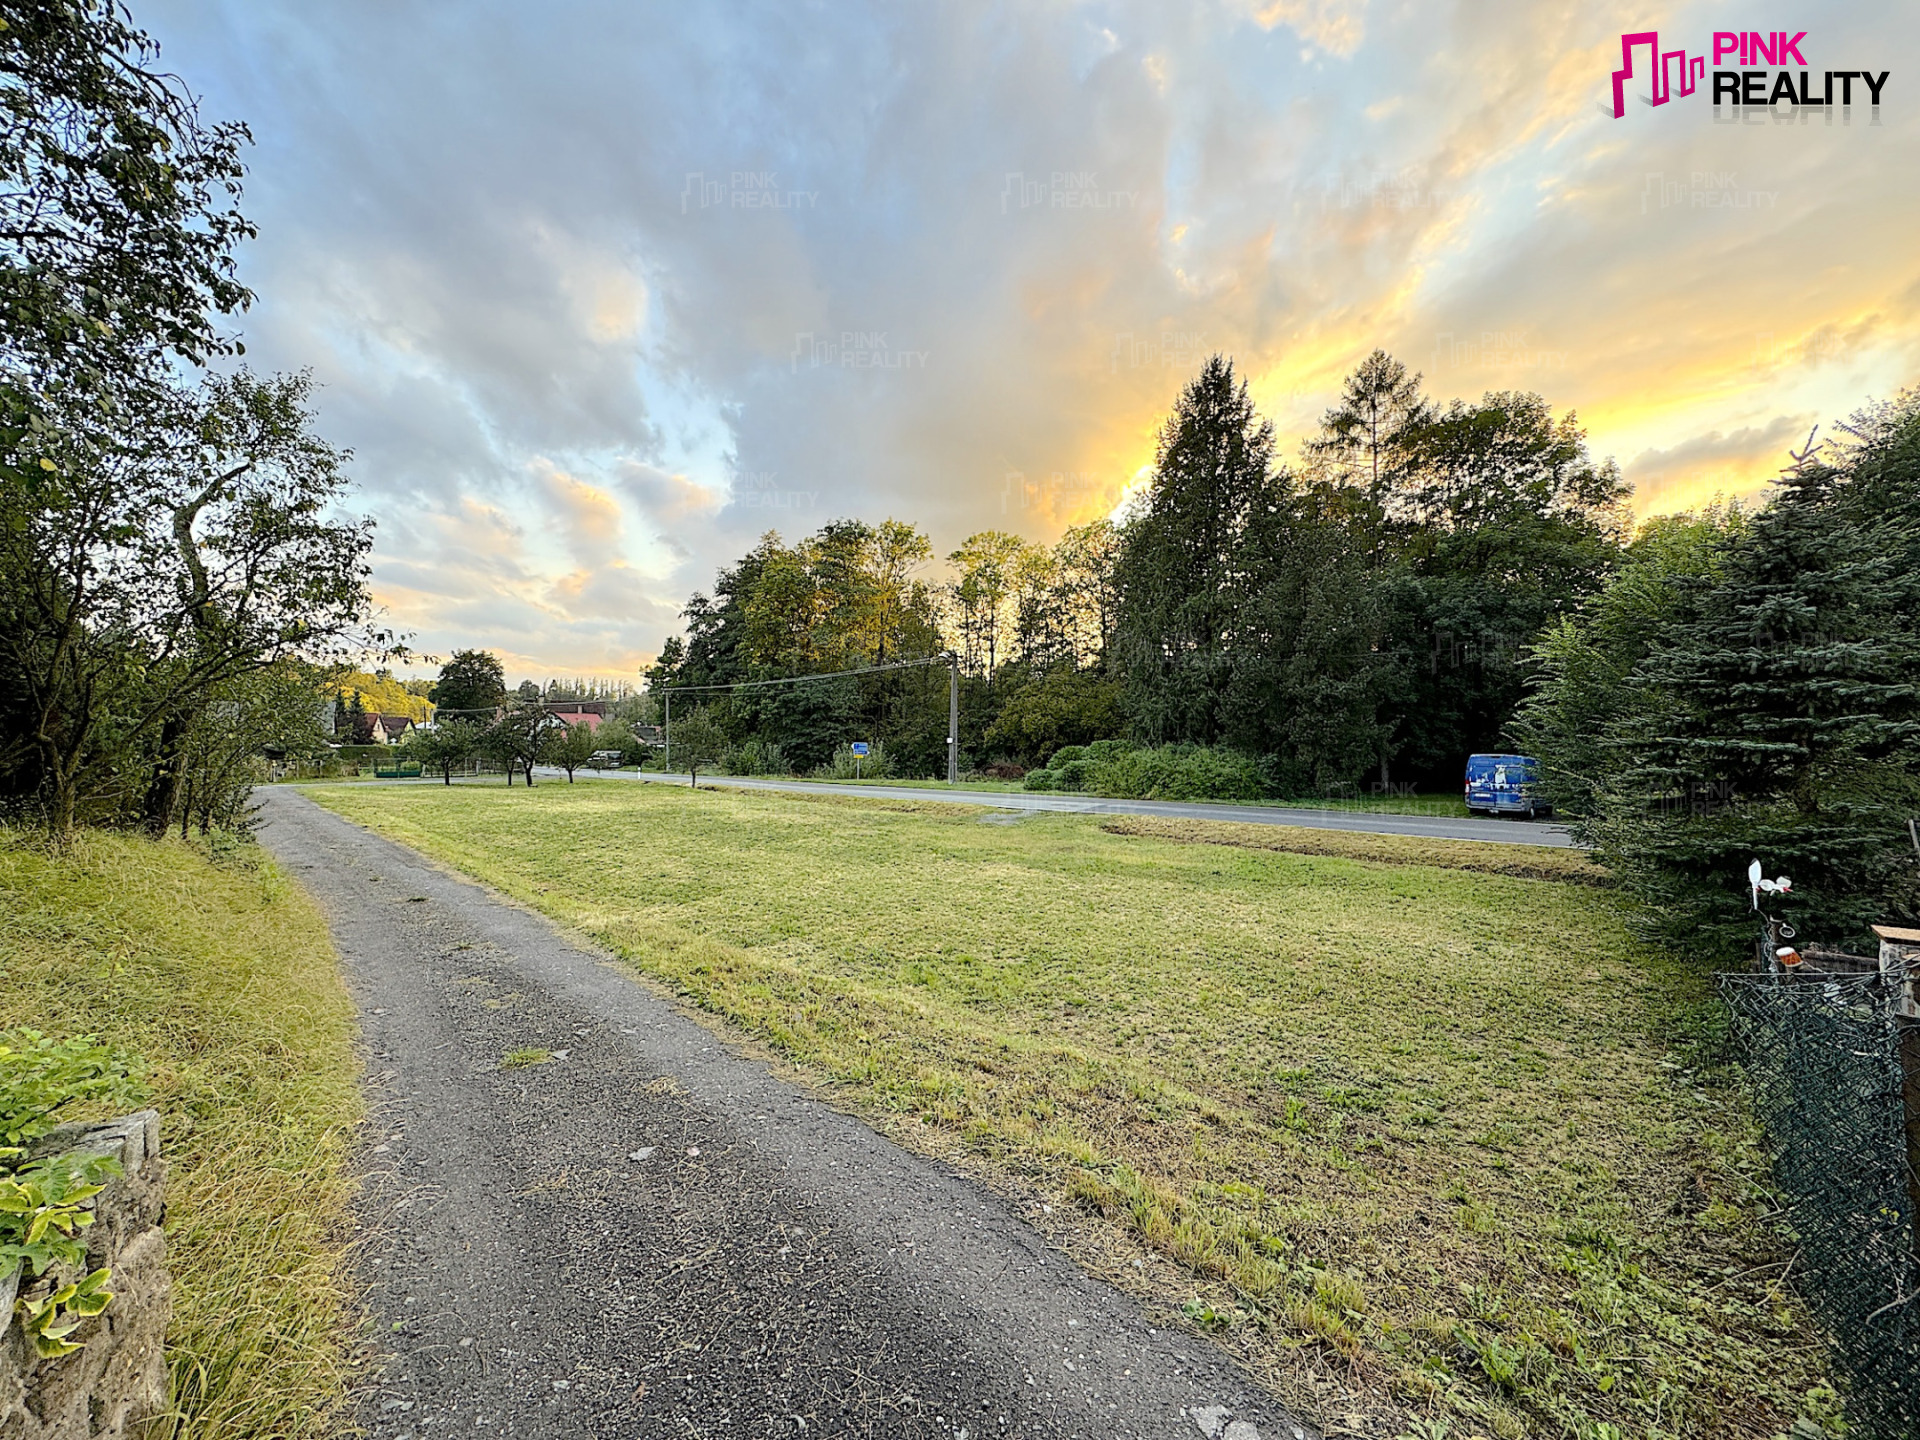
[1721,967,1920,1439]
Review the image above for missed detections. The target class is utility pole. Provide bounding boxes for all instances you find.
[663,691,671,772]
[947,653,959,785]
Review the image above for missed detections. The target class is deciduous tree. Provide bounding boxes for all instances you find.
[426,650,506,717]
[547,718,596,782]
[0,371,378,832]
[668,707,726,788]
[404,720,480,785]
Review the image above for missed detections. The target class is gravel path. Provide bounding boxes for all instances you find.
[257,787,1313,1440]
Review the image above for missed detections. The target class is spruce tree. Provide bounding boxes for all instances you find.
[1584,401,1920,953]
[1113,355,1277,744]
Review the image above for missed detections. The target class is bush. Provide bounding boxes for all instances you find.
[1041,739,1133,794]
[817,742,893,780]
[720,739,788,776]
[1022,769,1059,792]
[980,668,1123,762]
[1089,743,1268,802]
[1254,752,1315,800]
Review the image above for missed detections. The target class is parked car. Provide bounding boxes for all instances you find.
[588,749,625,770]
[1465,753,1550,818]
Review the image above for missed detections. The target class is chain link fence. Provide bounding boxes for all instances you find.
[1722,965,1920,1438]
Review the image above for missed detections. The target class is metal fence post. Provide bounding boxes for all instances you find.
[1900,1020,1920,1236]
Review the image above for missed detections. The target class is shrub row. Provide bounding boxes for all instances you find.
[1022,741,1267,802]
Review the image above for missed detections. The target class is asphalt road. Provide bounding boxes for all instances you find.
[545,766,1574,847]
[256,786,1313,1440]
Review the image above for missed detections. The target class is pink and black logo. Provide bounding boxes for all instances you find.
[1609,30,1888,117]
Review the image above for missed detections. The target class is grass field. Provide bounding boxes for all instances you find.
[309,781,1831,1440]
[0,830,362,1440]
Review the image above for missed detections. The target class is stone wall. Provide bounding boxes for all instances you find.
[0,1111,169,1439]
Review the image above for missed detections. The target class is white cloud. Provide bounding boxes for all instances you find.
[140,0,1920,678]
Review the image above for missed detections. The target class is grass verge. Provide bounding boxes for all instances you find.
[0,828,362,1440]
[308,781,1831,1440]
[1099,815,1610,886]
[641,771,1471,815]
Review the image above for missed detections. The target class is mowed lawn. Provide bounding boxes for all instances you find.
[310,781,1828,1440]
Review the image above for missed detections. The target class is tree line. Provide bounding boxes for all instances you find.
[0,3,382,835]
[650,354,1920,950]
[4,5,1909,949]
[379,648,651,787]
[647,351,1630,790]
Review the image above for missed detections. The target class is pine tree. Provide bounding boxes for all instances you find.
[1581,402,1920,953]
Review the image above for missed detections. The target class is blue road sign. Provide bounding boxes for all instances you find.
[850,741,870,756]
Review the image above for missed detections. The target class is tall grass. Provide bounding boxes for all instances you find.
[0,829,361,1440]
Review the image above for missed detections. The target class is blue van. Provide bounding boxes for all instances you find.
[1465,753,1548,818]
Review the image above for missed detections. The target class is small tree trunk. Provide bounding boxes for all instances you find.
[143,712,192,836]
[50,768,77,839]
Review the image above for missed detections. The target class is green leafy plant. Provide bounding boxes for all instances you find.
[0,1030,143,1150]
[0,1030,143,1355]
[0,1151,118,1280]
[1468,1330,1524,1390]
[16,1266,114,1358]
[1180,1298,1237,1330]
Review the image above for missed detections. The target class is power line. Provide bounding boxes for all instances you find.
[422,701,618,718]
[399,658,951,718]
[656,653,955,697]
[658,653,961,785]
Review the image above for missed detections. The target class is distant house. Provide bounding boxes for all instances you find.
[548,708,603,732]
[369,714,415,745]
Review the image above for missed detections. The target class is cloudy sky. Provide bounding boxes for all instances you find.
[142,0,1919,683]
